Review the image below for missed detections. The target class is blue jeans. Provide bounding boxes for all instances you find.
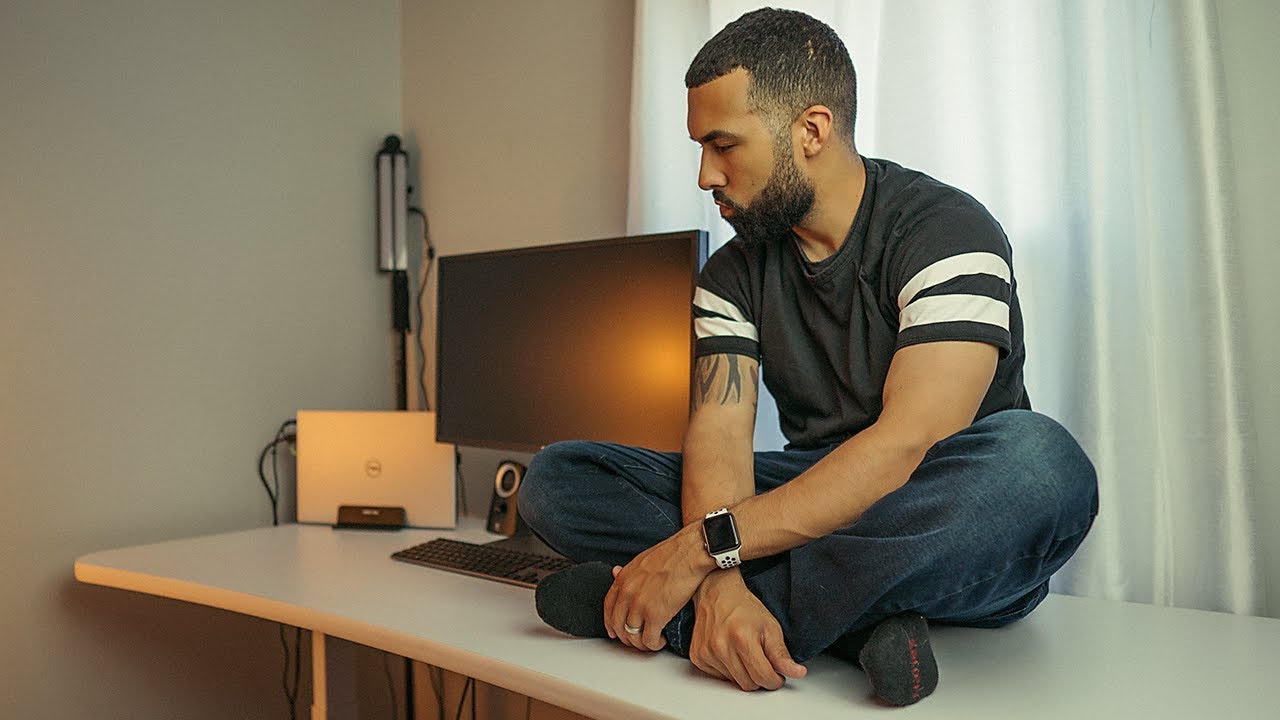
[519,409,1098,664]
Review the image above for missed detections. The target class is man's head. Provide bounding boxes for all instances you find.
[685,9,858,241]
[686,8,857,147]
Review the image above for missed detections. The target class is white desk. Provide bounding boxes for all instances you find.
[75,521,1280,719]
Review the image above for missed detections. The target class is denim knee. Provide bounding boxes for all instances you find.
[519,440,594,534]
[979,410,1099,524]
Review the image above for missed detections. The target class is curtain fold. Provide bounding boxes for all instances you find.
[628,0,1260,615]
[626,0,712,238]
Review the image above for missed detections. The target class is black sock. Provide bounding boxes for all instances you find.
[534,562,613,638]
[857,613,938,706]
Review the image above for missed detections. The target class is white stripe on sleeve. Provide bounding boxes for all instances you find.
[695,315,759,342]
[899,294,1010,332]
[897,252,1012,311]
[693,287,749,323]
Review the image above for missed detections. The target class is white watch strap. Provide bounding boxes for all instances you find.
[715,547,742,569]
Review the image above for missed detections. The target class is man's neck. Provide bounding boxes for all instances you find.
[792,153,867,263]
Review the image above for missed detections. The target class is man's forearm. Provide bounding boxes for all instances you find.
[681,414,755,525]
[727,418,933,561]
[681,412,757,607]
[681,354,758,525]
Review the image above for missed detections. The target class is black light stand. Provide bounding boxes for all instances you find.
[377,134,412,412]
[375,133,415,719]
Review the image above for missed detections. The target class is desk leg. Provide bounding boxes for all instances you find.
[311,631,327,720]
[310,631,358,720]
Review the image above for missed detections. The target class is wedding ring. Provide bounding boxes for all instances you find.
[624,623,643,635]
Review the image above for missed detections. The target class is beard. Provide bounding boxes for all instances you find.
[714,145,816,242]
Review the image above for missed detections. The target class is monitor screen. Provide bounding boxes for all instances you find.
[436,230,708,453]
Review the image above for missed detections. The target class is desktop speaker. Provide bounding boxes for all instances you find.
[488,460,526,536]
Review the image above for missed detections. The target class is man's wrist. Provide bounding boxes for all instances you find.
[696,564,745,599]
[681,521,720,575]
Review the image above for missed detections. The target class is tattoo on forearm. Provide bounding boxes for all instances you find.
[695,355,720,409]
[721,355,743,404]
[693,354,751,409]
[750,364,759,410]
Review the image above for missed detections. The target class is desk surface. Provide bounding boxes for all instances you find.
[75,522,1280,719]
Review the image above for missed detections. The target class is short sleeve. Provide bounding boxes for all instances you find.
[692,241,760,360]
[890,202,1014,355]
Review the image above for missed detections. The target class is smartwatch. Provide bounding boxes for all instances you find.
[702,508,742,569]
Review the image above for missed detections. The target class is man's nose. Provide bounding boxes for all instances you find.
[698,151,726,191]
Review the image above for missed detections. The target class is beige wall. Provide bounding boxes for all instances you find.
[0,1,402,717]
[401,0,635,515]
[1217,0,1280,618]
[401,0,633,256]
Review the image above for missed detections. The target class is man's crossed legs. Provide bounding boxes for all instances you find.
[519,409,1098,705]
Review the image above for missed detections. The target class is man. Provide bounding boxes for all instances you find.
[520,8,1097,706]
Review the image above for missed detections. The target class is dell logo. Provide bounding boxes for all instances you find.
[365,458,382,478]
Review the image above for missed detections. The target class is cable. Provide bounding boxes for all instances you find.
[454,448,468,517]
[279,624,301,720]
[258,418,300,718]
[430,665,446,720]
[412,204,437,412]
[256,419,297,526]
[292,628,301,715]
[454,677,475,720]
[382,652,401,720]
[270,431,286,523]
[271,439,281,519]
[256,440,280,525]
[402,655,413,720]
[406,662,447,720]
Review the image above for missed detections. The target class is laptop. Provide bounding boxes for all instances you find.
[296,410,457,529]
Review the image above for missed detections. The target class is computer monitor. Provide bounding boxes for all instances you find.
[436,230,708,453]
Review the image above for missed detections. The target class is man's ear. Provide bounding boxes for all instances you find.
[796,104,835,158]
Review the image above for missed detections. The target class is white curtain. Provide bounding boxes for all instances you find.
[628,0,1260,615]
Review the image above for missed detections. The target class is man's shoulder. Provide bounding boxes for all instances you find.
[863,156,939,200]
[865,157,1007,256]
[865,157,992,220]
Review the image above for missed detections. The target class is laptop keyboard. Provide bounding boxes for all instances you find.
[391,538,574,588]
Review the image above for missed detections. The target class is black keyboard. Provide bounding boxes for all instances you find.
[391,538,574,588]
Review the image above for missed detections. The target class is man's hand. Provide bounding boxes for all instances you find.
[689,571,807,691]
[603,525,710,652]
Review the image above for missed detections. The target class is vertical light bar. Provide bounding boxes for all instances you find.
[392,152,408,271]
[377,151,394,271]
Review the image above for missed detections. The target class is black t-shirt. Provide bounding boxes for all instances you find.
[693,156,1030,450]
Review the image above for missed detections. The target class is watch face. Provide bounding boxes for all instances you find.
[703,513,740,554]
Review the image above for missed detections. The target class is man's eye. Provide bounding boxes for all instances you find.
[715,144,735,153]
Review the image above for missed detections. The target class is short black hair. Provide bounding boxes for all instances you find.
[685,8,857,147]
